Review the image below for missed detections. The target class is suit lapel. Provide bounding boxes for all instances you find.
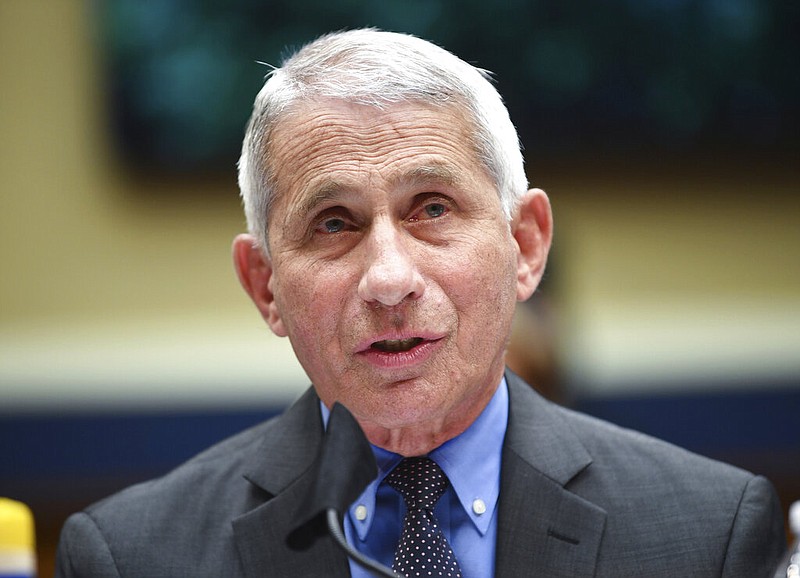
[495,372,607,577]
[232,473,351,577]
[229,374,607,576]
[231,388,352,577]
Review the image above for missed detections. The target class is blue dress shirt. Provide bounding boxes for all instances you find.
[321,378,509,578]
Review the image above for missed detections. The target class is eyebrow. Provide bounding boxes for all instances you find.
[293,179,350,221]
[394,163,462,190]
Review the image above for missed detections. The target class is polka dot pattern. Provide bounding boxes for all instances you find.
[386,457,463,578]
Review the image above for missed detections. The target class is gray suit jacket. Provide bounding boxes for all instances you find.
[55,372,786,577]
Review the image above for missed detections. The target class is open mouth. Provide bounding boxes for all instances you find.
[371,337,424,352]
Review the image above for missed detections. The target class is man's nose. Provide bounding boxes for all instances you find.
[357,222,425,307]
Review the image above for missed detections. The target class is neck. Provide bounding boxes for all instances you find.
[363,423,461,456]
[359,383,498,456]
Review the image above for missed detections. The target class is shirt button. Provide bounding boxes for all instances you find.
[355,504,368,521]
[472,498,486,515]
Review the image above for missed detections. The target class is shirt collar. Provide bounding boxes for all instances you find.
[430,378,508,535]
[320,377,509,539]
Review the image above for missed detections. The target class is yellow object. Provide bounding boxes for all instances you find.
[0,498,36,576]
[0,498,35,549]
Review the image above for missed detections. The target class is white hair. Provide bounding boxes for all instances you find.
[238,28,528,251]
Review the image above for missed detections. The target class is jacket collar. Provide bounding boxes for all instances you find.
[231,374,608,577]
[495,370,607,576]
[232,387,352,577]
[241,387,324,496]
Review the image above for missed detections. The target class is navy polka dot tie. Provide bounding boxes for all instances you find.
[386,457,463,578]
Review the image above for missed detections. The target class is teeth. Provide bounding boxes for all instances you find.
[373,338,423,352]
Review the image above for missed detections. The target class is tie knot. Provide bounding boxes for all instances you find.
[386,457,449,510]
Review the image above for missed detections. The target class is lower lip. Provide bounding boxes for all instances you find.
[357,338,442,369]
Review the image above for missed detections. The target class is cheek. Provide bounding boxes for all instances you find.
[444,239,519,342]
[447,234,517,301]
[273,263,354,345]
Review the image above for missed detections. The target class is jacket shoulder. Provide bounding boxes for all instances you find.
[504,372,786,575]
[57,389,322,576]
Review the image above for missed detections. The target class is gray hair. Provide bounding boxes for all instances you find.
[238,28,528,252]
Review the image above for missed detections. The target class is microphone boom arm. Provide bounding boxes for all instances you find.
[326,508,403,578]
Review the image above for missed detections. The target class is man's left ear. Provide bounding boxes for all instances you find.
[511,188,553,301]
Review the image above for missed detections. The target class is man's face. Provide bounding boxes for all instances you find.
[245,99,535,447]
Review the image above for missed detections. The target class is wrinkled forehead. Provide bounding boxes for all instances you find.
[264,97,485,208]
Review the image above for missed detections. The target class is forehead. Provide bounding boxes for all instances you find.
[266,99,490,214]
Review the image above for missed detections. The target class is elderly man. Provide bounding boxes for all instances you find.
[55,29,785,577]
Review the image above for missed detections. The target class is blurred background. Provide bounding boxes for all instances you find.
[1,1,798,574]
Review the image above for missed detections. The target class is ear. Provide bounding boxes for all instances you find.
[232,234,287,337]
[511,188,553,301]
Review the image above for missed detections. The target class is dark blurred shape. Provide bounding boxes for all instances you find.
[95,0,799,175]
[507,298,564,404]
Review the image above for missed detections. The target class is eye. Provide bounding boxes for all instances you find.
[311,207,360,237]
[424,203,447,218]
[409,199,450,222]
[319,217,347,234]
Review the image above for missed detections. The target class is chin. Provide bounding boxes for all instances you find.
[367,395,451,431]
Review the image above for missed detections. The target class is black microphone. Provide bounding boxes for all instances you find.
[288,402,402,578]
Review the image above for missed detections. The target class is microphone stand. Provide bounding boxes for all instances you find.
[326,508,403,578]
